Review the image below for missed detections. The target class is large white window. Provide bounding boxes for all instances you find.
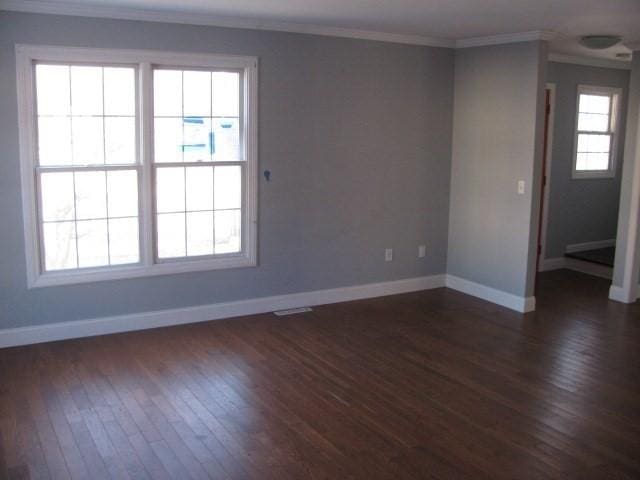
[573,85,621,179]
[16,46,258,287]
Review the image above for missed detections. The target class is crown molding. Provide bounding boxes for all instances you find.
[0,0,455,48]
[0,1,564,51]
[456,30,555,48]
[548,53,631,70]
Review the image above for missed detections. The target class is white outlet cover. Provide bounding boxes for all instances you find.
[418,245,426,258]
[385,248,393,261]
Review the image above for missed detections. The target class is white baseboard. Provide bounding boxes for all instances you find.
[565,239,616,253]
[540,257,612,279]
[445,275,535,313]
[609,284,640,303]
[539,257,566,272]
[0,274,446,349]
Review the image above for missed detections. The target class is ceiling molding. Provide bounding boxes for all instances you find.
[456,30,556,48]
[0,0,455,48]
[0,1,570,51]
[548,53,631,70]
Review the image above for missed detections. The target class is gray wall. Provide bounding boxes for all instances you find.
[545,62,630,258]
[0,11,454,329]
[447,41,547,298]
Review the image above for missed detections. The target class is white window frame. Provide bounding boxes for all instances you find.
[572,84,621,180]
[16,45,258,288]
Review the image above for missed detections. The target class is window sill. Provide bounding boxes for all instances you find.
[572,171,616,180]
[29,253,256,288]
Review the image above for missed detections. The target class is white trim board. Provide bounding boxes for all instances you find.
[456,30,555,48]
[445,275,536,313]
[1,1,558,50]
[609,284,640,302]
[548,53,631,71]
[565,239,616,253]
[540,256,613,279]
[0,275,446,348]
[0,0,454,47]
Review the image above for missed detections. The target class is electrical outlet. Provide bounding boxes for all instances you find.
[418,245,426,258]
[385,248,393,262]
[517,180,526,195]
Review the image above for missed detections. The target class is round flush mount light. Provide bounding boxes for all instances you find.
[579,35,622,50]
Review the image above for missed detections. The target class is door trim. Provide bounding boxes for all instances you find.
[538,83,556,270]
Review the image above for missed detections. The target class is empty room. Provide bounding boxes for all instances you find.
[1,0,639,478]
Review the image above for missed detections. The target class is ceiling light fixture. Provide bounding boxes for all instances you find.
[579,35,622,50]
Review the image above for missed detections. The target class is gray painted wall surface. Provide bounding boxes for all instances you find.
[447,41,546,298]
[0,11,454,329]
[545,62,630,258]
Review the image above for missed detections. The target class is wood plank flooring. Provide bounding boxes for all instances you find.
[0,269,639,479]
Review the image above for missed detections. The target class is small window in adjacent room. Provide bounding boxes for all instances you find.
[16,46,258,288]
[573,85,621,179]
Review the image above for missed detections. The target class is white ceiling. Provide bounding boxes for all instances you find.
[4,0,640,61]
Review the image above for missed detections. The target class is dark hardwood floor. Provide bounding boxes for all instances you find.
[1,269,639,479]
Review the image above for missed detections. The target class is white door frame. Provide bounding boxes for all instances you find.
[538,83,555,270]
[609,51,640,303]
[610,89,640,303]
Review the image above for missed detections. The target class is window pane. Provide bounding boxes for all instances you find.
[187,211,214,256]
[586,153,610,171]
[183,71,211,117]
[109,217,139,265]
[104,67,135,116]
[183,117,213,163]
[72,117,104,165]
[186,166,213,211]
[154,118,183,163]
[35,65,70,116]
[577,152,610,171]
[579,94,610,114]
[107,170,138,218]
[70,66,103,116]
[157,213,186,258]
[214,165,241,210]
[154,70,182,117]
[576,152,588,171]
[41,172,75,222]
[212,118,240,161]
[75,171,107,220]
[38,117,72,166]
[578,113,608,132]
[105,117,136,164]
[212,72,239,117]
[43,221,77,270]
[215,209,241,253]
[156,167,185,213]
[577,133,610,154]
[77,219,109,268]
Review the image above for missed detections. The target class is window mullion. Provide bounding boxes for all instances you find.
[139,62,155,267]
